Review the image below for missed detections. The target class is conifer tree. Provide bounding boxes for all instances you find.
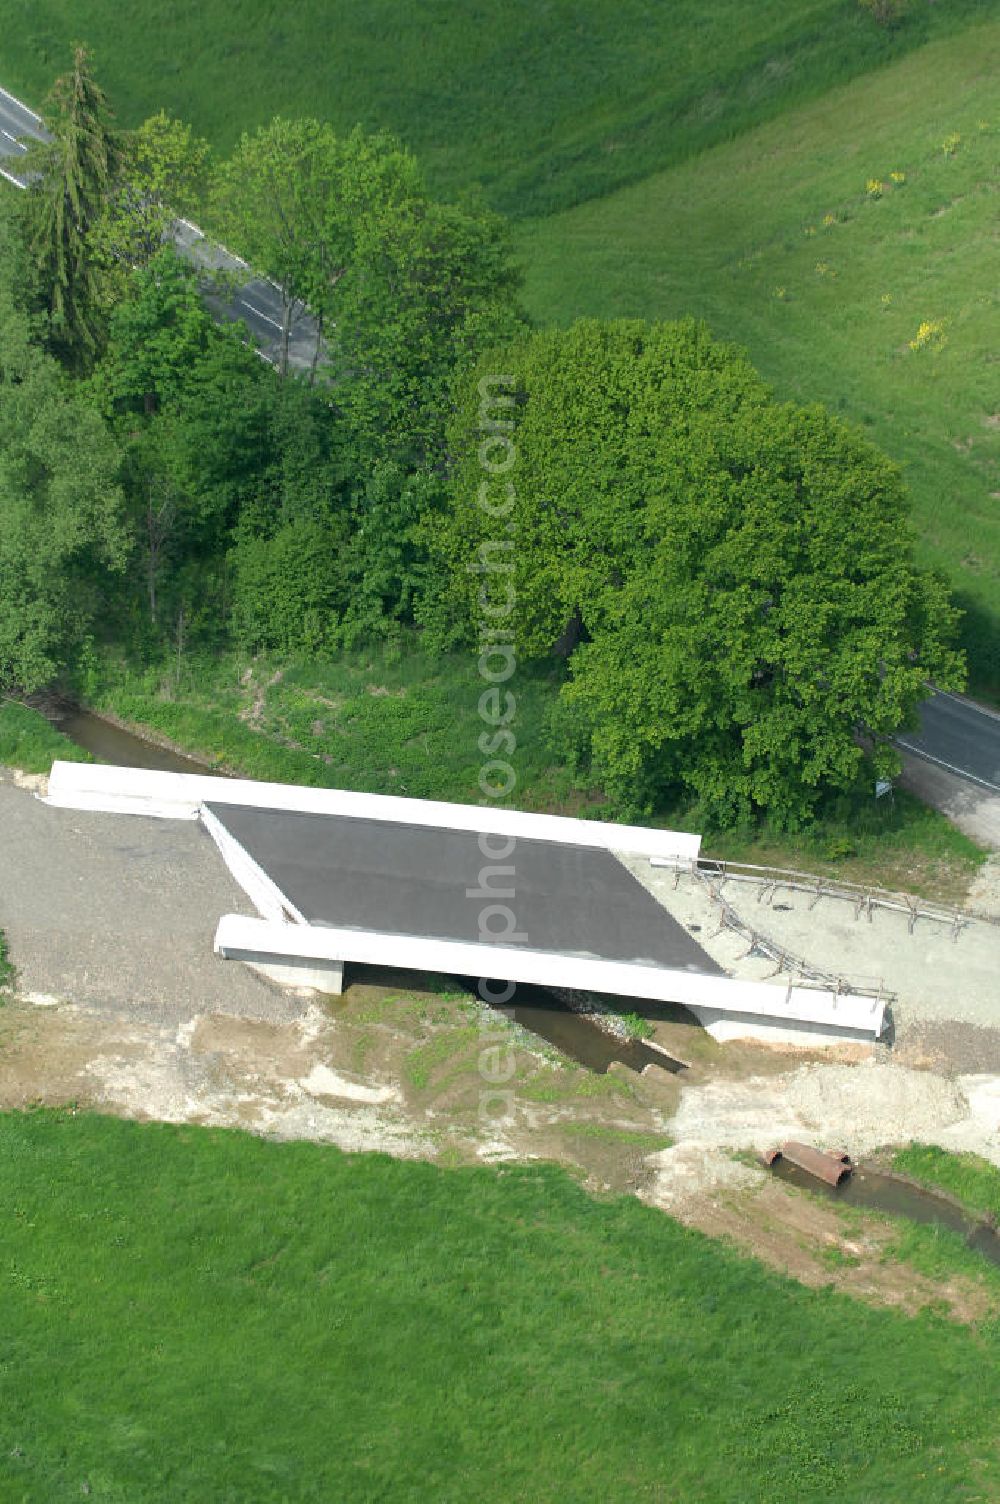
[21,47,118,370]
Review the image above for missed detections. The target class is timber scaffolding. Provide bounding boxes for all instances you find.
[650,854,996,1009]
[656,853,994,937]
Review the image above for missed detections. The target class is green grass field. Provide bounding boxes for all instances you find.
[1,1109,999,1502]
[0,0,989,216]
[519,21,1000,689]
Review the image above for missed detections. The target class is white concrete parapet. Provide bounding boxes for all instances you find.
[213,915,887,1041]
[45,761,702,863]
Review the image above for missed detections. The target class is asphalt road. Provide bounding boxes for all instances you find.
[898,691,1000,794]
[0,84,321,371]
[0,86,37,186]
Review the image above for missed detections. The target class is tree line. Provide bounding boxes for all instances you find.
[0,49,964,825]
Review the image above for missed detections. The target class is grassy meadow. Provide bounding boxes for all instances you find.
[519,21,1000,689]
[0,0,990,216]
[1,1108,999,1501]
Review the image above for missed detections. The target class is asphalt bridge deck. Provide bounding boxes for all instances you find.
[204,803,723,975]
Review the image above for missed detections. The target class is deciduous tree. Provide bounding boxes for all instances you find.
[212,117,523,450]
[432,319,964,824]
[335,192,523,468]
[212,117,342,379]
[94,250,270,628]
[97,111,211,274]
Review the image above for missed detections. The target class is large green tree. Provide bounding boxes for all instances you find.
[432,319,965,824]
[97,110,211,275]
[213,118,523,460]
[212,117,349,378]
[94,250,272,633]
[335,192,523,469]
[19,47,119,370]
[0,210,127,689]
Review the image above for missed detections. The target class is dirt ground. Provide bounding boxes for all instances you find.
[0,974,679,1184]
[654,1165,997,1324]
[4,770,1000,1322]
[4,970,1000,1321]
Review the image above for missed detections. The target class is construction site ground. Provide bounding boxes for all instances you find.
[1,766,999,1321]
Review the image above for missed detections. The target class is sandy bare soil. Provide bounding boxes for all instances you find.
[650,1164,997,1323]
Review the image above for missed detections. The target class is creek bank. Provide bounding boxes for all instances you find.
[28,695,222,775]
[767,1156,1000,1267]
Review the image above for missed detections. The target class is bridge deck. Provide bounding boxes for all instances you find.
[203,802,724,975]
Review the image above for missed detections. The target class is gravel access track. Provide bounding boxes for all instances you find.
[0,774,295,1028]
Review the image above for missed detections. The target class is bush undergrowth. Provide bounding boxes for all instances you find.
[0,700,92,775]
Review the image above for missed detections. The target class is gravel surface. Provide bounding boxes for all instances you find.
[968,855,1000,920]
[0,774,296,1027]
[621,856,1000,1048]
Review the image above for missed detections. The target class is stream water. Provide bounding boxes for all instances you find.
[44,700,220,775]
[770,1158,1000,1266]
[37,702,680,1077]
[469,982,685,1076]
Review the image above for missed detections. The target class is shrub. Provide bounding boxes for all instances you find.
[620,1011,655,1041]
[229,517,350,654]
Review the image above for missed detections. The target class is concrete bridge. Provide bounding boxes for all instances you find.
[45,761,888,1047]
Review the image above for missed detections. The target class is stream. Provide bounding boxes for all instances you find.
[37,701,680,1077]
[43,699,221,776]
[770,1158,1000,1267]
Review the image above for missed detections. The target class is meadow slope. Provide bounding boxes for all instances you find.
[0,0,989,215]
[519,22,1000,688]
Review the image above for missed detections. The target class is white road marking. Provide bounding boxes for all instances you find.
[237,295,283,332]
[895,738,1000,794]
[0,85,44,126]
[932,687,1000,725]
